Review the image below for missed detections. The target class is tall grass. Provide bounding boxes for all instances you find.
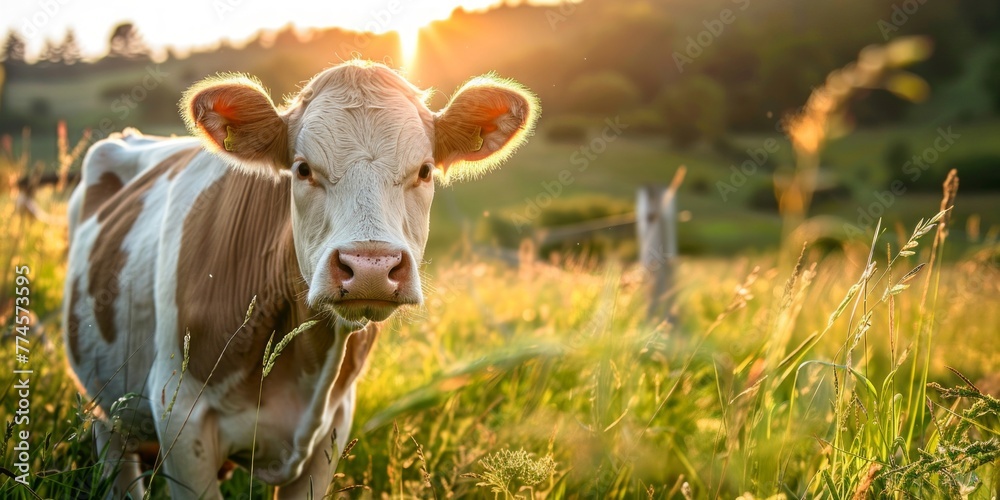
[2,209,997,497]
[2,41,999,498]
[338,213,997,498]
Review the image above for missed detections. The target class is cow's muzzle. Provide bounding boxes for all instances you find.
[328,241,420,322]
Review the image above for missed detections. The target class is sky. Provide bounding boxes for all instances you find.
[3,0,558,62]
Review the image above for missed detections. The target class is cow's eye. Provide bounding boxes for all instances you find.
[418,163,433,182]
[295,161,312,180]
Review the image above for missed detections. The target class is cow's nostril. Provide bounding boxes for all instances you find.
[338,260,354,279]
[387,255,410,284]
[332,250,354,284]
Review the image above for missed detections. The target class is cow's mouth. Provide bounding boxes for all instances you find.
[330,298,405,322]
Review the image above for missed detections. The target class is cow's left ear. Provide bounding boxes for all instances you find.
[434,75,539,182]
[181,74,289,171]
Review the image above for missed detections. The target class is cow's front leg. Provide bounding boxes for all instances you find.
[150,363,224,500]
[275,433,345,500]
[277,388,358,499]
[275,450,337,499]
[93,419,145,499]
[153,408,224,500]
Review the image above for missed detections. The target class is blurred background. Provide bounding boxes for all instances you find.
[2,0,1000,498]
[3,0,999,260]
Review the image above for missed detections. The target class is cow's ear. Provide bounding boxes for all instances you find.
[181,74,289,171]
[434,74,539,183]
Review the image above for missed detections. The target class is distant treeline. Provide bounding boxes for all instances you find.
[2,0,999,146]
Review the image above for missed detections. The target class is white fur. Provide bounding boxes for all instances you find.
[65,62,535,499]
[286,68,436,308]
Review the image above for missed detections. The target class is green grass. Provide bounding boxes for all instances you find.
[1,184,998,498]
[3,55,1000,495]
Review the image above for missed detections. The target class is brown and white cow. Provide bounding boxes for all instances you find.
[63,60,538,498]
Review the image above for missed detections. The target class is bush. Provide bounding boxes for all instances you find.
[746,183,779,211]
[143,85,183,124]
[620,108,664,136]
[545,115,589,143]
[655,74,727,149]
[30,97,51,116]
[478,195,634,259]
[566,71,641,115]
[936,154,1000,192]
[811,183,853,208]
[534,195,632,228]
[883,139,912,171]
[910,155,1000,192]
[984,51,1000,113]
[712,136,777,172]
[842,161,890,192]
[689,176,711,195]
[478,214,528,248]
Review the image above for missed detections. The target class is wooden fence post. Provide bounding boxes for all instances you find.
[637,168,685,322]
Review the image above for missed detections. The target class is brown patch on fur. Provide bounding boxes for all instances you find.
[217,460,237,481]
[88,234,130,343]
[176,169,383,406]
[334,324,380,395]
[176,169,334,389]
[89,199,141,343]
[93,149,195,222]
[136,441,162,469]
[88,148,198,343]
[333,405,346,429]
[66,278,83,363]
[81,172,123,221]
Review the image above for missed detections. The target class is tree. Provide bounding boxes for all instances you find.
[273,25,301,48]
[39,38,63,63]
[60,30,82,64]
[566,71,641,115]
[2,31,26,62]
[108,22,150,59]
[655,74,728,149]
[984,51,1000,113]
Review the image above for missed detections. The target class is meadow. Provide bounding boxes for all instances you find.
[2,35,1000,499]
[1,134,999,499]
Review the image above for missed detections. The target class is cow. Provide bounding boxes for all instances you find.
[63,60,538,498]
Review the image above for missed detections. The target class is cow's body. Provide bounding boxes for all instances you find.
[64,61,537,498]
[66,134,374,497]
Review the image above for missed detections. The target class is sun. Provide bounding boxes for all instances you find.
[395,24,421,72]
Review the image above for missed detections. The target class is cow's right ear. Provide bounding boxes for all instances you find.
[181,74,289,171]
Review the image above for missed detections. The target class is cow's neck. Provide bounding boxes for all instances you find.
[269,218,341,373]
[179,165,379,476]
[179,167,371,398]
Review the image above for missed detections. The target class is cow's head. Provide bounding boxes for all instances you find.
[181,61,538,324]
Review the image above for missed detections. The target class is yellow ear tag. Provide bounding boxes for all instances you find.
[471,126,483,152]
[223,125,236,152]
